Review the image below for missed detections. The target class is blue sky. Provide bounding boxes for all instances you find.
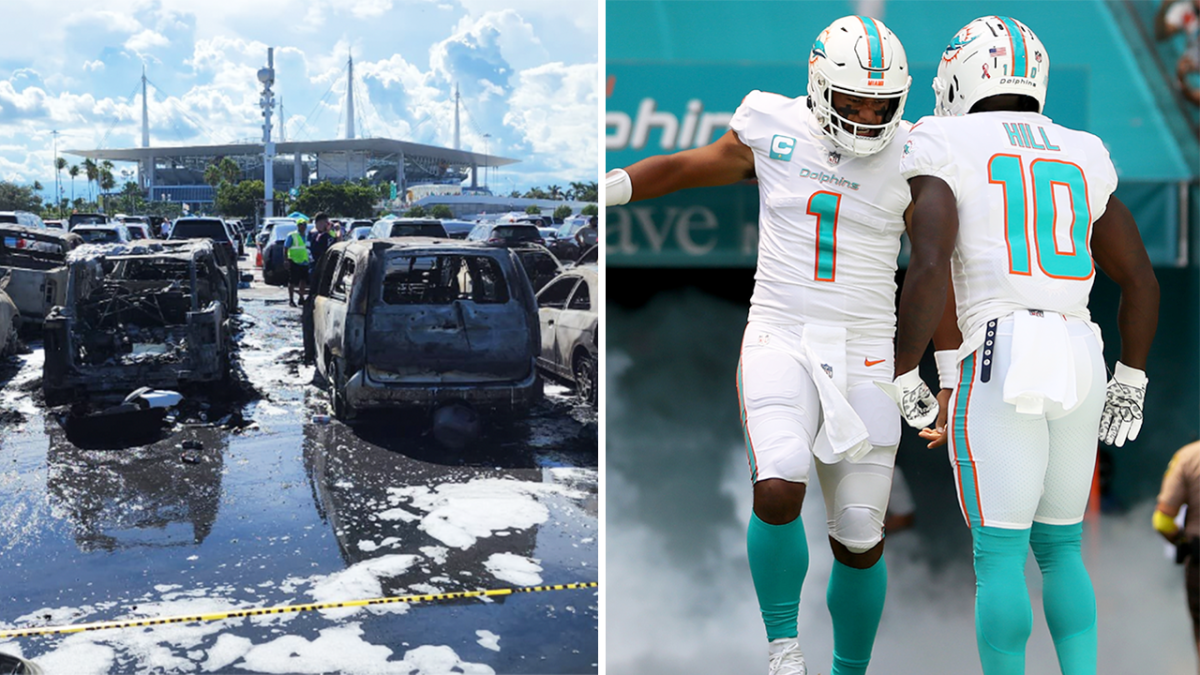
[0,0,599,200]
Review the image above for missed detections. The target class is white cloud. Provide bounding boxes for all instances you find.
[64,10,142,34]
[83,60,106,72]
[124,29,170,54]
[505,62,597,175]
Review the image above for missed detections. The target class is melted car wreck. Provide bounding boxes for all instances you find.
[42,240,234,404]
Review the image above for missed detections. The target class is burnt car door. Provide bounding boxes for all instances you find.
[364,252,533,383]
[535,274,580,378]
[312,249,349,380]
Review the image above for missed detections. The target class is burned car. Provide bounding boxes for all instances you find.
[0,225,79,327]
[42,240,234,404]
[310,238,542,421]
[536,266,597,406]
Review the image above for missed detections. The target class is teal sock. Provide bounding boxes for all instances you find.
[1030,522,1097,675]
[826,556,887,675]
[747,512,809,641]
[973,526,1033,675]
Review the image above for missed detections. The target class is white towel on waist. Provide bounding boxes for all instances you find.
[1003,310,1078,415]
[798,324,872,463]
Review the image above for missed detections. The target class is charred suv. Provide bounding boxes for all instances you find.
[309,238,542,421]
[42,240,235,404]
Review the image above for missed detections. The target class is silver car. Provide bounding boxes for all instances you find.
[535,266,597,406]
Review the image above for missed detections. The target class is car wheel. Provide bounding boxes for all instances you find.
[573,351,596,407]
[330,360,357,421]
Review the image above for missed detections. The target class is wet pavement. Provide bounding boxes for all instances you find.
[0,253,598,674]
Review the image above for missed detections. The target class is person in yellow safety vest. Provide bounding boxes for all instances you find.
[286,219,310,307]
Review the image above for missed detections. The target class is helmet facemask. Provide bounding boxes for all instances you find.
[807,16,912,157]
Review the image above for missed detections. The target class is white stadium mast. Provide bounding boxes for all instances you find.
[344,55,356,140]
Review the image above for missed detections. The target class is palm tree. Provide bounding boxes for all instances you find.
[548,184,562,200]
[83,158,98,203]
[99,166,115,211]
[68,164,79,206]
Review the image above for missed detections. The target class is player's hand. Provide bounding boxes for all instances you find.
[1099,362,1147,447]
[917,389,952,448]
[876,367,939,429]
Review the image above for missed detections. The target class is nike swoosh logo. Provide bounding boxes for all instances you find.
[864,358,886,367]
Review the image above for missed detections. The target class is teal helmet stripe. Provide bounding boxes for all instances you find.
[856,15,884,79]
[998,16,1028,77]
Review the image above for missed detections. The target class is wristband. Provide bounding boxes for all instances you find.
[1113,361,1147,387]
[605,169,632,206]
[934,350,958,390]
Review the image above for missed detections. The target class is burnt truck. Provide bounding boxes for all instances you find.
[42,240,235,404]
[0,225,80,327]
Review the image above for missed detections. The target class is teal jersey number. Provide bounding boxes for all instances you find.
[987,155,1093,280]
[806,191,841,282]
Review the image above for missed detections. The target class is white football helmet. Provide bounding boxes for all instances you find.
[807,15,911,157]
[934,16,1050,117]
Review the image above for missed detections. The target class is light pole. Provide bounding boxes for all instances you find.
[258,49,276,218]
[52,130,60,218]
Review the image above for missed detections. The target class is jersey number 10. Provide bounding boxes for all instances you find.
[988,154,1094,280]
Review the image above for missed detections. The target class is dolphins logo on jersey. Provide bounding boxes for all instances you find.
[942,27,978,63]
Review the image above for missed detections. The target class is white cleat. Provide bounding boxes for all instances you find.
[767,637,807,675]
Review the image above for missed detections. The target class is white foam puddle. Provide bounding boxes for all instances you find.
[386,477,586,550]
[483,553,543,587]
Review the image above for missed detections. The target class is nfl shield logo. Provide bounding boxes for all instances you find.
[827,151,841,167]
[758,333,770,345]
[821,363,833,378]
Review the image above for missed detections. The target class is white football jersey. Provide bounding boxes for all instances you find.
[898,111,1119,348]
[730,91,911,339]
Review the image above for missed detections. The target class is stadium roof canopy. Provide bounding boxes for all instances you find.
[65,137,517,168]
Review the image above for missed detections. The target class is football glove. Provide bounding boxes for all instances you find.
[876,367,939,429]
[1099,362,1147,447]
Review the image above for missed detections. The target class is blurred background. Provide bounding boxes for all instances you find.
[605,1,1200,673]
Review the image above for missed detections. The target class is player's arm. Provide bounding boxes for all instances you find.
[606,129,755,205]
[1091,195,1159,370]
[1153,501,1184,544]
[895,175,959,375]
[1092,194,1159,447]
[903,201,961,447]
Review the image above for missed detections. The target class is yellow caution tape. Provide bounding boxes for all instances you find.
[0,581,598,639]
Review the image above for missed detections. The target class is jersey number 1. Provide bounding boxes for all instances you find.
[987,154,1093,280]
[807,191,841,282]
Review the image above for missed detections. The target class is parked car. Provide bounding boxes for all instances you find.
[0,226,77,327]
[257,217,298,250]
[168,217,238,262]
[511,244,564,293]
[466,223,543,247]
[0,211,46,229]
[348,225,372,241]
[68,213,112,230]
[547,217,591,261]
[42,239,234,404]
[439,220,477,239]
[125,222,153,240]
[535,266,597,406]
[308,238,542,422]
[261,221,300,286]
[43,220,65,231]
[368,218,448,240]
[73,224,132,244]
